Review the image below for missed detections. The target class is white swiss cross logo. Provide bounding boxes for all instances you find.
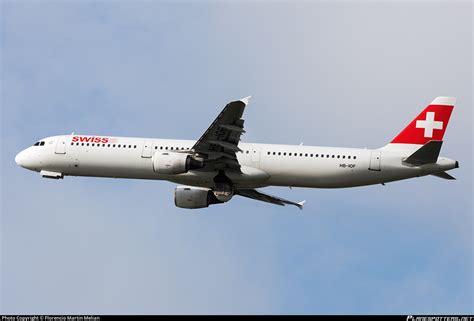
[416,112,443,138]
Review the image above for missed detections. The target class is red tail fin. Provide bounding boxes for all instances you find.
[391,97,455,145]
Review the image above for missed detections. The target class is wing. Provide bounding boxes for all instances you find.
[192,96,251,172]
[236,189,306,210]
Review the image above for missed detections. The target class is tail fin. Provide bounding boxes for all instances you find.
[390,97,455,145]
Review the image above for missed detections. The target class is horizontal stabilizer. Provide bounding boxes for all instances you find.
[404,140,442,166]
[431,171,456,180]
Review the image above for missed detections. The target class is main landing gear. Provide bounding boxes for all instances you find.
[213,171,234,202]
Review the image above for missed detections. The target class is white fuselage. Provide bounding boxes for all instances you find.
[15,134,458,189]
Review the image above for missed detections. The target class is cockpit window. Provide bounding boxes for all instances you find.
[40,141,45,146]
[33,142,39,146]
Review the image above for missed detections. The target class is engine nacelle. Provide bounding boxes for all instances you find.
[174,186,222,209]
[153,152,204,175]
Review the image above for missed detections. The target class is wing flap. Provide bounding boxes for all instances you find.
[207,140,243,152]
[219,124,246,133]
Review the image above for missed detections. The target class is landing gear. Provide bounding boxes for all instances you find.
[213,171,234,202]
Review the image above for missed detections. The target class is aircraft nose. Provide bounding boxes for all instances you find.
[15,150,25,167]
[15,148,41,171]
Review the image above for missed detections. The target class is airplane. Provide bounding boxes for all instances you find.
[15,96,458,210]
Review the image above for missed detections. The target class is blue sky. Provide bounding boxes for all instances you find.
[1,1,472,314]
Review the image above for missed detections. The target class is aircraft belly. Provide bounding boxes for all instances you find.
[57,150,155,179]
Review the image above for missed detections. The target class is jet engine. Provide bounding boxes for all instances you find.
[153,152,204,175]
[174,186,222,209]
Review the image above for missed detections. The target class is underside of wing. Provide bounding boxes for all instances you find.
[192,96,251,172]
[236,189,305,210]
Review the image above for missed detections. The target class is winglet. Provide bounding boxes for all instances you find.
[297,200,306,210]
[240,96,252,106]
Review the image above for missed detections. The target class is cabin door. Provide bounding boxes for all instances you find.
[55,136,67,154]
[369,151,381,171]
[142,140,153,158]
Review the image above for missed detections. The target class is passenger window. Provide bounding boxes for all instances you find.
[246,151,249,154]
[129,145,132,148]
[332,155,335,158]
[170,147,174,150]
[348,156,351,159]
[354,156,357,160]
[289,153,292,156]
[326,155,329,158]
[310,154,313,157]
[278,152,281,155]
[102,144,105,147]
[305,154,308,157]
[283,152,287,156]
[165,147,168,150]
[160,146,163,150]
[273,152,276,155]
[113,144,116,147]
[343,155,345,159]
[337,155,340,158]
[267,152,270,155]
[154,146,158,149]
[92,143,95,146]
[315,154,319,157]
[134,145,137,148]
